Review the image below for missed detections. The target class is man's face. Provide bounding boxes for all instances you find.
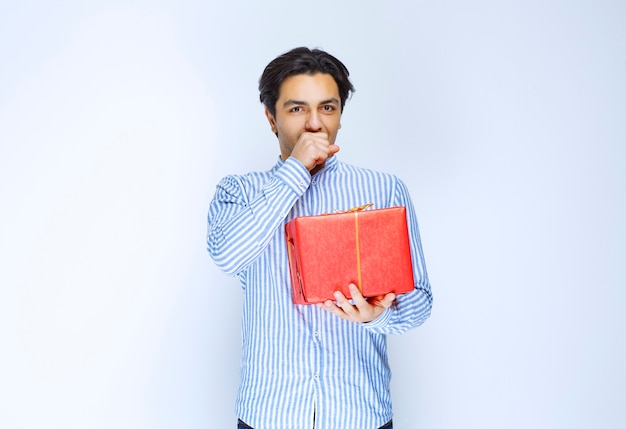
[265,73,342,161]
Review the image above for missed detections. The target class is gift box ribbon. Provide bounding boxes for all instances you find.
[334,203,374,214]
[339,203,374,293]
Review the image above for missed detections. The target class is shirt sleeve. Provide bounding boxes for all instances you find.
[362,178,433,334]
[207,157,311,275]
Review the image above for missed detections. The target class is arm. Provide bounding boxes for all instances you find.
[371,178,433,334]
[319,178,433,334]
[208,130,339,275]
[207,157,310,275]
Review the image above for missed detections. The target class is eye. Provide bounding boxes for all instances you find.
[321,105,336,112]
[290,106,303,113]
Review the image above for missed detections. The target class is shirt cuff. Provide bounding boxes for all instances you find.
[274,157,311,196]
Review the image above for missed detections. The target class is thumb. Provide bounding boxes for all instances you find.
[382,293,396,307]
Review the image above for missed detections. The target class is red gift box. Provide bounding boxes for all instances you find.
[285,206,415,304]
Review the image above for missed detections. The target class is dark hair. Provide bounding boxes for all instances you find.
[259,47,355,116]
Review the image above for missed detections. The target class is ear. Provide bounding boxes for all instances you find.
[264,107,277,134]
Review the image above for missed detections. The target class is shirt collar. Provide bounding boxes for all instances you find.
[275,154,339,175]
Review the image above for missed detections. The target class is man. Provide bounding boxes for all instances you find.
[207,47,432,429]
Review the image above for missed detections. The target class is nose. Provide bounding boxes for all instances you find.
[305,112,323,132]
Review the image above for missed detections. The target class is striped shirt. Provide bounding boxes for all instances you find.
[207,155,432,429]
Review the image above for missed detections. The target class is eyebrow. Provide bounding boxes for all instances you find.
[282,98,340,108]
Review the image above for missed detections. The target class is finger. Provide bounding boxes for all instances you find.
[318,300,349,320]
[318,300,339,310]
[334,290,357,315]
[313,151,330,167]
[380,293,396,308]
[348,284,369,311]
[328,143,340,155]
[292,134,335,170]
[310,131,329,142]
[299,131,329,146]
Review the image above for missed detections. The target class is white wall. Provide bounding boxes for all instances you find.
[1,1,624,428]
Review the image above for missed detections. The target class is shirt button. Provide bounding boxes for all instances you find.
[313,374,319,380]
[299,181,305,188]
[311,180,317,185]
[279,212,287,218]
[313,331,319,337]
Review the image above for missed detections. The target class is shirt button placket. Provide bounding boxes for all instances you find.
[312,325,322,383]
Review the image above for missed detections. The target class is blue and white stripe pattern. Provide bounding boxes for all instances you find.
[207,155,432,429]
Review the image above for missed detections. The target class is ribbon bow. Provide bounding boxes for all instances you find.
[335,203,374,214]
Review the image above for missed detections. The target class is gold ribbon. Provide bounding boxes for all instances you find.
[355,210,363,291]
[338,204,374,293]
[334,203,374,214]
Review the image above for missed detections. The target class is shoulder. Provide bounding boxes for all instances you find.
[219,163,277,185]
[214,166,275,197]
[331,160,412,208]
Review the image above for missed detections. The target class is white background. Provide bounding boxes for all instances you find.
[1,1,625,428]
